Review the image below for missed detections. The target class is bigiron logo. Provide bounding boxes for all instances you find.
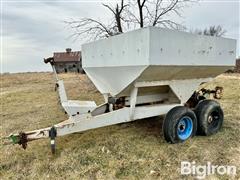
[181,161,237,179]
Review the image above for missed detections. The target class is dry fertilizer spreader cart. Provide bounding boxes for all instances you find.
[4,27,236,153]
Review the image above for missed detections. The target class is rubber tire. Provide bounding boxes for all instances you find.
[163,106,197,144]
[195,99,224,136]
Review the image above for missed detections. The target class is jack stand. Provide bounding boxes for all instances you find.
[49,127,57,154]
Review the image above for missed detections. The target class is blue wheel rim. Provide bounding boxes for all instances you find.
[177,116,193,140]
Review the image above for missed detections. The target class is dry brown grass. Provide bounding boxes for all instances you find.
[0,72,239,179]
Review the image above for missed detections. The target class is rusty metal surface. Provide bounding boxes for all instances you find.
[186,86,224,108]
[18,132,28,149]
[53,51,81,62]
[214,86,223,99]
[6,119,72,142]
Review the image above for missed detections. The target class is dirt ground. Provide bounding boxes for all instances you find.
[0,72,240,179]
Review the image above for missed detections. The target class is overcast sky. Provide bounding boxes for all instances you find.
[1,0,240,73]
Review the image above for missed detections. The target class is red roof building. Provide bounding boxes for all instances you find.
[46,48,84,73]
[53,48,81,63]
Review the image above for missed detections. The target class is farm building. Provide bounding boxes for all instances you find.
[235,58,240,73]
[45,48,84,73]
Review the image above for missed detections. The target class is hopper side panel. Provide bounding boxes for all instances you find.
[82,28,150,68]
[149,27,236,66]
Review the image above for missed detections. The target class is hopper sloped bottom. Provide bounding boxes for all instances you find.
[85,64,229,98]
[137,65,229,81]
[84,65,147,96]
[117,65,230,97]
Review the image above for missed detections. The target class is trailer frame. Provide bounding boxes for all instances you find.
[5,70,213,151]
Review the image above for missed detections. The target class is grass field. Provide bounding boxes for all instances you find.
[0,72,240,179]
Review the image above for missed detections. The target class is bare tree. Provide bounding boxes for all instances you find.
[137,0,147,28]
[102,0,128,33]
[65,0,127,41]
[192,25,226,37]
[65,18,114,41]
[203,25,226,37]
[66,0,197,41]
[130,0,196,30]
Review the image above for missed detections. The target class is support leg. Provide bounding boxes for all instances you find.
[129,87,138,120]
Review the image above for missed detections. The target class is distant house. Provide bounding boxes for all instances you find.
[46,48,84,73]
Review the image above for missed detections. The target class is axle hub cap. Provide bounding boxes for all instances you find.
[177,116,193,140]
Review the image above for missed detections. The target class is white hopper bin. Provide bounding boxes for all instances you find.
[5,27,237,152]
[82,27,235,100]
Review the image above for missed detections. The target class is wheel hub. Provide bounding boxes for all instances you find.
[178,123,186,132]
[208,111,220,125]
[177,116,193,140]
[208,116,213,123]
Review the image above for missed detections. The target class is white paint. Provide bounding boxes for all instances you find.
[129,87,138,120]
[84,66,147,96]
[50,140,55,145]
[135,78,212,104]
[82,27,236,97]
[133,104,179,120]
[56,103,179,136]
[62,100,96,116]
[149,27,236,66]
[125,94,169,105]
[57,80,96,116]
[169,78,213,103]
